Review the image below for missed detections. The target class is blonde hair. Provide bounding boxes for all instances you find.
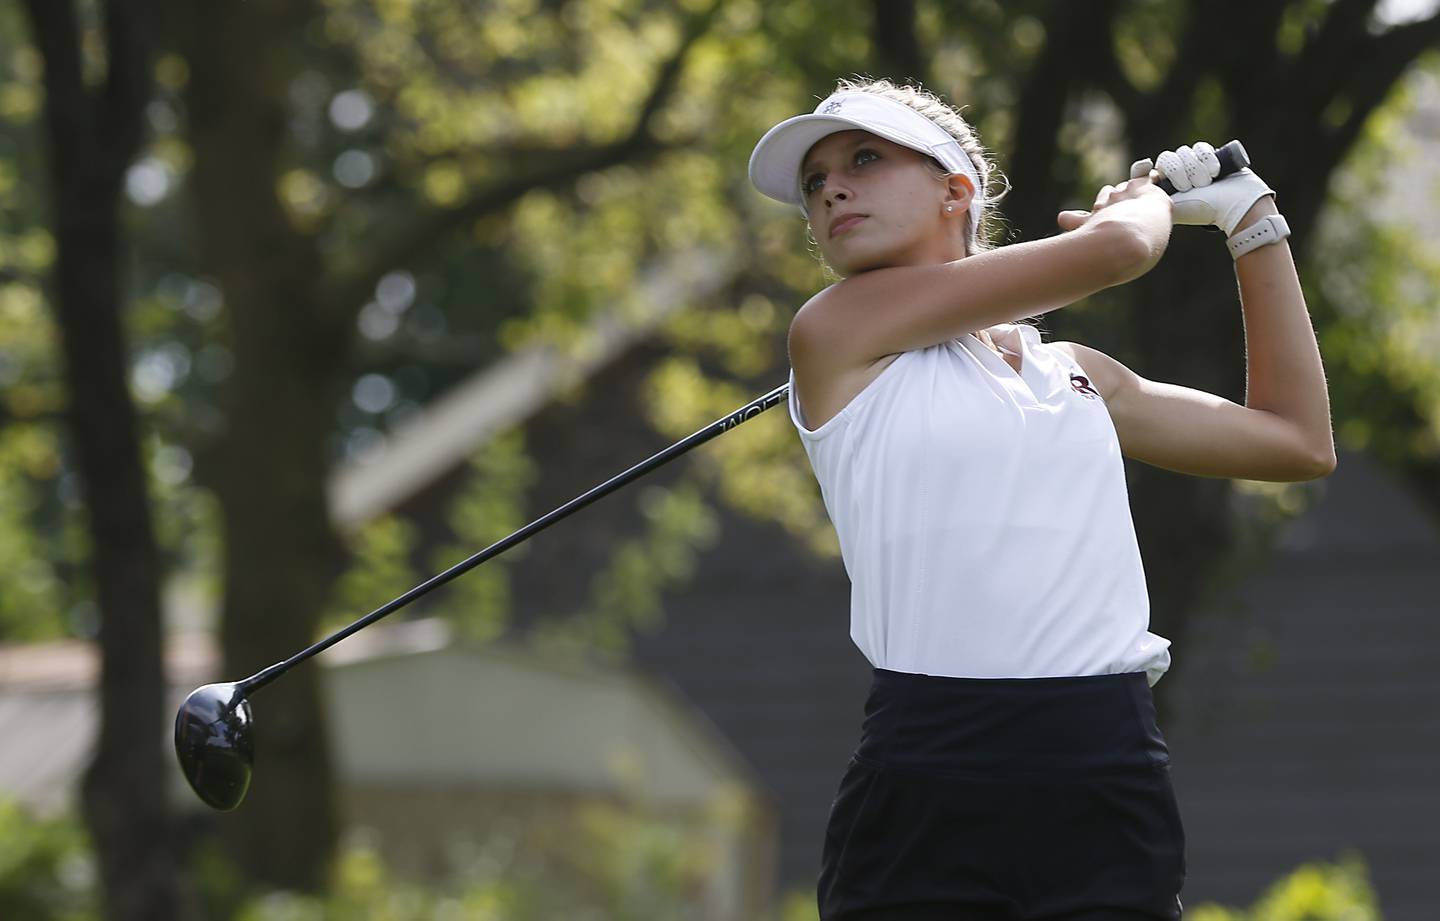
[820,76,1009,257]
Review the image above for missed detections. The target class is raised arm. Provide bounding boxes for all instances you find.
[1229,196,1335,466]
[789,177,1173,370]
[1055,148,1336,483]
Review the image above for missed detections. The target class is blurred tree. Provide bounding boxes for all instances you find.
[0,10,80,642]
[3,0,1438,908]
[161,0,725,891]
[0,798,98,921]
[16,1,184,920]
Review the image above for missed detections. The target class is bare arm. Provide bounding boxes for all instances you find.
[1230,198,1336,466]
[789,178,1174,369]
[1056,198,1336,482]
[1058,340,1334,481]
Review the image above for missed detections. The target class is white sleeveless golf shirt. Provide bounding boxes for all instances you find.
[789,322,1173,687]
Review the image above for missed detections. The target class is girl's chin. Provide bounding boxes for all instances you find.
[833,249,896,275]
[824,240,878,273]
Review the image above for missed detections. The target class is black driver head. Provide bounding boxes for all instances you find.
[174,682,254,811]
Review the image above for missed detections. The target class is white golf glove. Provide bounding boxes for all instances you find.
[1129,141,1274,236]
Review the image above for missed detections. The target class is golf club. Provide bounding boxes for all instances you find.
[175,382,789,810]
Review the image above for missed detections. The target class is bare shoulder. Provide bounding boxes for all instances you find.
[787,282,851,355]
[1049,340,1139,403]
[789,288,902,430]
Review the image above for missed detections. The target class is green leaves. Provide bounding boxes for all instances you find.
[1189,853,1380,921]
[0,799,96,921]
[430,430,538,642]
[534,480,720,658]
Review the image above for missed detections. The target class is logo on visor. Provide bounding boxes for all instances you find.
[821,99,845,114]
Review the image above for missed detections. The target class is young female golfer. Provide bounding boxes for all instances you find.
[748,79,1335,920]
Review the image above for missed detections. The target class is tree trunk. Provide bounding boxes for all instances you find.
[175,0,346,890]
[20,0,185,917]
[169,0,713,886]
[62,188,186,921]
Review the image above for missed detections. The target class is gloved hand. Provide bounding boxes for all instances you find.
[1129,141,1274,236]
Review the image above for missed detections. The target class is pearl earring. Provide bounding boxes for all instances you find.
[945,205,954,213]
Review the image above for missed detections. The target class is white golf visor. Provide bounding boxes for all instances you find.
[748,91,982,210]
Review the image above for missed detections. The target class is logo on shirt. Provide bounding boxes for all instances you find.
[1070,373,1101,400]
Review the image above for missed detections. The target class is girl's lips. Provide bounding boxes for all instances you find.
[830,215,866,238]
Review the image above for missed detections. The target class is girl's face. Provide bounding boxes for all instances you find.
[800,129,971,276]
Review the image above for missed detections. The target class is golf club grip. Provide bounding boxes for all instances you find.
[242,382,792,693]
[1155,140,1249,194]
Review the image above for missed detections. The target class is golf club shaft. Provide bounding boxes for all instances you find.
[240,381,791,695]
[232,140,1240,697]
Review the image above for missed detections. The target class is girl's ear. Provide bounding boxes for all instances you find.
[944,173,976,211]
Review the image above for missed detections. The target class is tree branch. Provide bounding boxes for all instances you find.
[1249,7,1440,242]
[1093,50,1144,121]
[1333,10,1440,149]
[1287,0,1381,128]
[633,0,722,135]
[871,0,929,87]
[1128,0,1223,150]
[0,267,39,285]
[20,0,91,179]
[1315,11,1440,212]
[318,0,721,334]
[1004,0,1124,241]
[98,0,156,186]
[1217,0,1290,135]
[16,409,73,435]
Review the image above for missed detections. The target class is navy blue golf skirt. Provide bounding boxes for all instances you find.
[819,668,1186,921]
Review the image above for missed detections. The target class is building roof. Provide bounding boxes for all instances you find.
[327,249,735,531]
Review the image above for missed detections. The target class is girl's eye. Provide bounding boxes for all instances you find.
[802,150,878,196]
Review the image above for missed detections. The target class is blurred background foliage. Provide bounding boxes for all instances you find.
[0,795,1386,920]
[0,0,1434,647]
[2,0,1438,917]
[1187,853,1382,921]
